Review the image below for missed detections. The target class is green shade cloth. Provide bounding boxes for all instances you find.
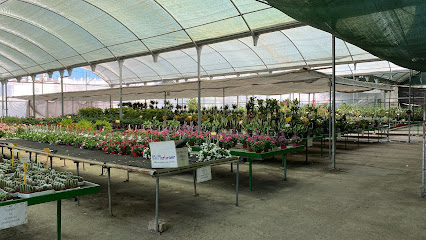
[267,0,426,71]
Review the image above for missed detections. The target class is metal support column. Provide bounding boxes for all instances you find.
[57,200,61,240]
[5,80,8,116]
[409,70,412,142]
[193,169,199,196]
[118,60,124,119]
[422,94,425,197]
[1,81,4,117]
[196,46,202,131]
[328,79,332,160]
[282,154,287,180]
[60,70,64,117]
[222,88,225,111]
[76,161,80,205]
[107,167,113,217]
[331,35,336,169]
[32,74,36,117]
[163,91,167,128]
[155,177,160,232]
[235,160,239,206]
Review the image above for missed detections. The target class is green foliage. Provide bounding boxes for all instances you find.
[78,107,103,118]
[75,120,93,129]
[94,120,112,130]
[60,118,73,126]
[186,98,198,112]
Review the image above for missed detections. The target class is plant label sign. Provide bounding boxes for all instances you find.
[0,202,28,230]
[197,166,212,183]
[150,141,189,168]
[307,137,313,147]
[20,158,30,163]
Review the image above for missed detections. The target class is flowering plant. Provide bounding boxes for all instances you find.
[249,140,264,152]
[197,143,231,162]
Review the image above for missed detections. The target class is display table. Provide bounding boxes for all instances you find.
[192,145,304,191]
[0,181,100,240]
[0,140,239,233]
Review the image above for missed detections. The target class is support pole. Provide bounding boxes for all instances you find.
[236,160,239,206]
[388,90,390,141]
[107,167,113,217]
[237,96,239,109]
[193,169,199,196]
[32,75,36,117]
[57,200,61,240]
[60,70,64,117]
[164,91,167,128]
[1,81,4,117]
[118,60,124,119]
[5,80,8,117]
[328,79,331,160]
[76,162,80,205]
[409,70,412,143]
[196,46,202,131]
[422,94,425,197]
[331,35,336,169]
[155,177,159,232]
[222,88,225,111]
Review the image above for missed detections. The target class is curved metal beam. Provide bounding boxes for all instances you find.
[229,0,253,37]
[0,41,45,71]
[17,0,117,59]
[179,50,209,77]
[0,14,90,65]
[81,0,154,58]
[121,64,144,84]
[278,30,308,67]
[157,56,185,79]
[152,0,198,48]
[237,39,269,71]
[0,63,16,78]
[0,28,66,69]
[130,58,163,81]
[93,65,117,86]
[0,52,29,75]
[206,45,237,74]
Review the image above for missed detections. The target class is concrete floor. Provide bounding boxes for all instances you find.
[2,138,425,240]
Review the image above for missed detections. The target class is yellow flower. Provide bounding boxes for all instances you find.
[303,117,308,122]
[325,113,329,116]
[285,117,291,122]
[356,112,360,116]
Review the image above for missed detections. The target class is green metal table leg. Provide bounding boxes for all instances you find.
[305,144,308,162]
[57,200,61,240]
[345,135,347,150]
[249,158,252,191]
[282,154,287,181]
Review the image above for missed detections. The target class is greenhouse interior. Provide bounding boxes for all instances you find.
[0,1,425,239]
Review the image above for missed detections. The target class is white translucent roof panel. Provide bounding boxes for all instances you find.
[317,61,408,76]
[88,25,382,86]
[0,0,296,79]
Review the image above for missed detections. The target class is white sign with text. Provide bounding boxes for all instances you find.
[0,202,28,230]
[307,137,313,147]
[197,166,212,183]
[149,141,189,168]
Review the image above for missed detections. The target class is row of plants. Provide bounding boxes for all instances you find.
[1,99,421,136]
[0,157,84,201]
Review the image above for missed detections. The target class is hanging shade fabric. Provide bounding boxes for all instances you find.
[81,25,380,86]
[0,0,298,79]
[267,0,426,72]
[15,70,393,102]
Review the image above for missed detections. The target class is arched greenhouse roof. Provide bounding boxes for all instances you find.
[0,0,413,85]
[0,0,297,79]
